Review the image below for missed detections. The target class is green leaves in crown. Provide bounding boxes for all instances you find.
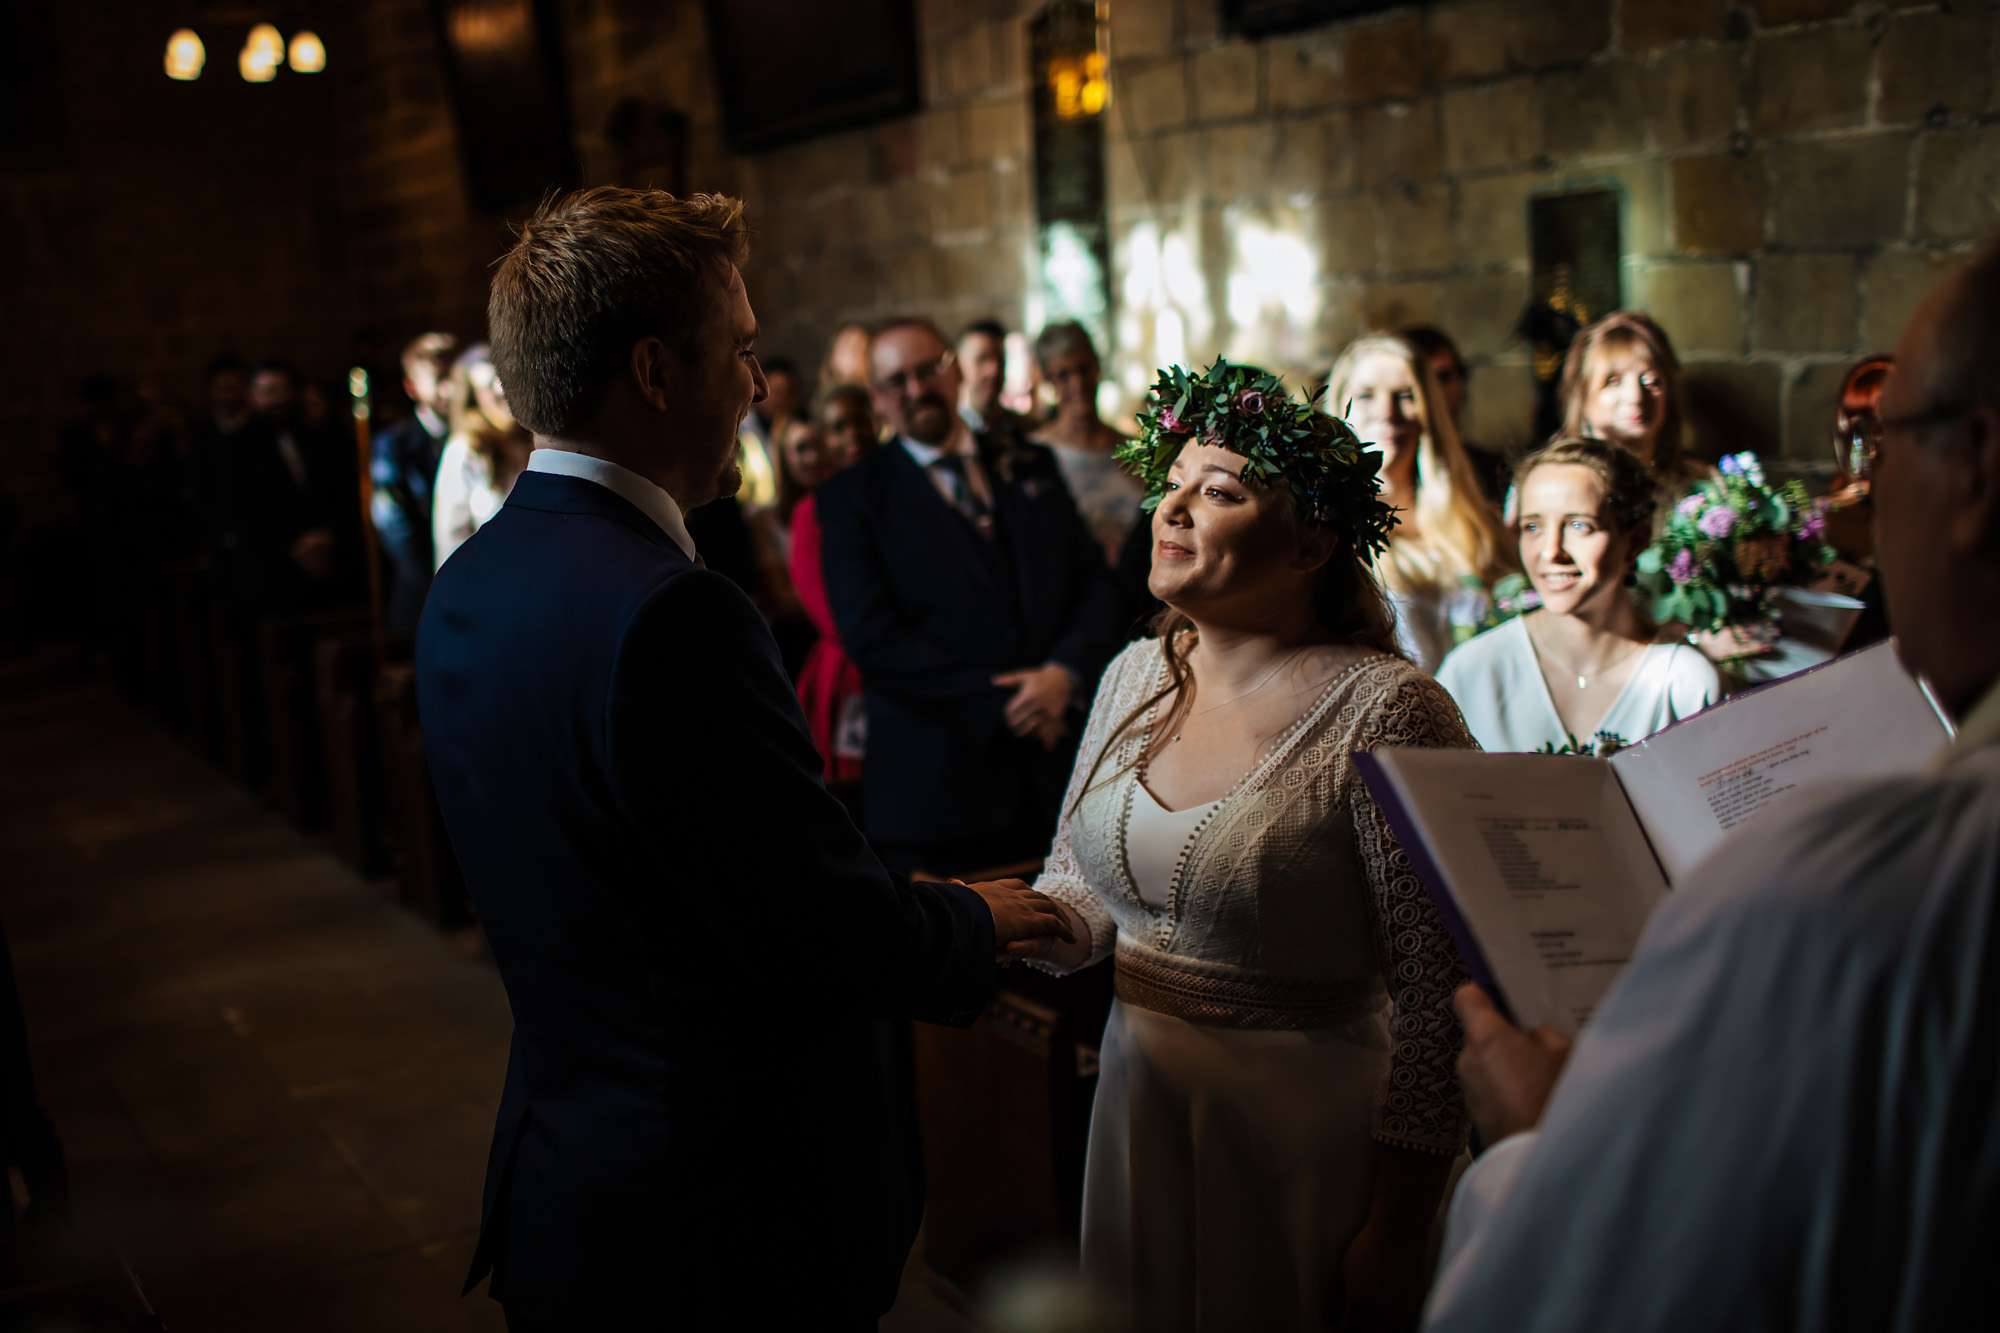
[1113,357,1400,567]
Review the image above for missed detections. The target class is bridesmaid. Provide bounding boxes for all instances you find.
[1438,439,1718,753]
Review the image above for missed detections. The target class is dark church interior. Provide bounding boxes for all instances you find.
[3,0,1998,1328]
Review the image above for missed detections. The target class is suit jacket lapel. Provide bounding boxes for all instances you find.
[977,434,1048,620]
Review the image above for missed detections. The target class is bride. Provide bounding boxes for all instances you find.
[1031,361,1473,1330]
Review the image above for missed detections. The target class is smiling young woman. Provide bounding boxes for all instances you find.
[1438,438,1718,753]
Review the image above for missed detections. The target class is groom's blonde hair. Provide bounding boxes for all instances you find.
[488,187,749,437]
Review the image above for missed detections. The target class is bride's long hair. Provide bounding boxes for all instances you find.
[1070,504,1403,811]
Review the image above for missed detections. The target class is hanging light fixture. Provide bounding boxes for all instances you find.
[287,30,326,74]
[239,44,278,82]
[164,28,206,81]
[246,23,284,62]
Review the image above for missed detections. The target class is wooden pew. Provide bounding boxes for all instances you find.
[314,632,389,876]
[256,607,370,831]
[374,663,468,926]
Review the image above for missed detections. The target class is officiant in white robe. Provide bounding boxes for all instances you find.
[1423,237,2000,1333]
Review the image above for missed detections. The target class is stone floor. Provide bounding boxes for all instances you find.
[0,660,975,1331]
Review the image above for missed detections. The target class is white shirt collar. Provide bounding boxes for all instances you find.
[525,448,697,562]
[415,404,447,440]
[900,416,976,468]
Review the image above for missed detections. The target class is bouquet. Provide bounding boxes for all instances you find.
[1452,571,1540,647]
[1536,730,1630,757]
[1638,452,1834,634]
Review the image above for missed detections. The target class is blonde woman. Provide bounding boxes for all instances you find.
[432,343,532,569]
[1327,333,1511,671]
[1557,311,1707,504]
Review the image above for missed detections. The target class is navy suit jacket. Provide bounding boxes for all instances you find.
[417,469,997,1322]
[814,434,1119,849]
[369,414,445,638]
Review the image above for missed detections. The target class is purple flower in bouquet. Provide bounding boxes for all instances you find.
[1668,549,1697,584]
[1698,505,1738,539]
[1799,504,1828,542]
[1677,494,1705,520]
[1719,454,1743,477]
[1235,388,1267,416]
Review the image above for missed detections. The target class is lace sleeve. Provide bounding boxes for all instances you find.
[1028,641,1152,974]
[1352,668,1474,1155]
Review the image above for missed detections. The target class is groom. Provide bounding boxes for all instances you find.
[417,187,1073,1329]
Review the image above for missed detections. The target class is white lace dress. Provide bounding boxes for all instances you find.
[1034,638,1473,1330]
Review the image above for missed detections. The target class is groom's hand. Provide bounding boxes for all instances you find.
[962,878,1075,960]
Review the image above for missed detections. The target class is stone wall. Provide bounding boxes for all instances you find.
[11,0,2000,520]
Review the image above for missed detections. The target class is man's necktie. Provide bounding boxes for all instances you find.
[931,454,993,532]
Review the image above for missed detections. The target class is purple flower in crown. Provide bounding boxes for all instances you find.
[1202,418,1229,447]
[1158,403,1186,435]
[1236,388,1267,416]
[1677,494,1705,519]
[1668,549,1698,584]
[1698,505,1738,539]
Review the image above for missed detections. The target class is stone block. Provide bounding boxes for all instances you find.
[1859,246,1962,352]
[1437,270,1530,360]
[1266,29,1346,113]
[1631,260,1747,355]
[1377,180,1456,273]
[1203,123,1276,202]
[1182,0,1223,46]
[1122,58,1191,133]
[1671,153,1766,254]
[1356,278,1444,333]
[1768,135,1909,248]
[1575,157,1671,255]
[1442,77,1542,172]
[1889,11,1998,124]
[1428,0,1510,82]
[928,168,995,237]
[1110,0,1176,63]
[1752,254,1858,353]
[1683,360,1782,462]
[1191,42,1261,122]
[1343,11,1433,102]
[991,16,1030,95]
[967,98,1031,166]
[1642,44,1742,151]
[991,160,1032,225]
[1749,26,1871,137]
[1321,193,1383,275]
[1455,169,1546,267]
[1508,0,1614,69]
[1542,63,1650,159]
[915,106,967,174]
[1272,111,1357,197]
[1751,0,1853,25]
[1914,127,2000,241]
[1620,0,1730,50]
[1780,361,1850,464]
[1352,100,1443,186]
[948,22,999,102]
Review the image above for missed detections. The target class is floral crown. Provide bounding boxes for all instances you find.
[1113,358,1399,566]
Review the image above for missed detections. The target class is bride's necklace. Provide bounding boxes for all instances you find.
[1529,622,1645,691]
[1167,647,1306,745]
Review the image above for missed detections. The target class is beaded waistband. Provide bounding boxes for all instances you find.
[1113,943,1385,1030]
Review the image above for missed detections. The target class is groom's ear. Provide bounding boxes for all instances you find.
[629,336,679,413]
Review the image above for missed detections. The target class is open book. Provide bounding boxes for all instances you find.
[1357,642,1952,1034]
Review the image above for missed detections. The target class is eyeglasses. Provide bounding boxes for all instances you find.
[873,351,955,395]
[1843,401,1971,481]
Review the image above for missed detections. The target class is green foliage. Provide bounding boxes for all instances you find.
[1113,358,1400,567]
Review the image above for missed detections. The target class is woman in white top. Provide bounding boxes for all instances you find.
[1439,438,1718,753]
[1028,320,1145,563]
[1327,334,1512,671]
[432,343,532,570]
[1031,361,1472,1331]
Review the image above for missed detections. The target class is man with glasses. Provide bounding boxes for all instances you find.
[817,317,1118,878]
[1423,237,2000,1331]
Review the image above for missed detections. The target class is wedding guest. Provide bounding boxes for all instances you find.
[1818,354,1895,651]
[1438,439,1717,753]
[790,385,881,805]
[957,318,1034,441]
[199,354,253,441]
[1403,324,1511,504]
[1425,237,2000,1333]
[229,359,349,606]
[1558,311,1704,501]
[1029,320,1145,563]
[431,343,531,570]
[1328,333,1511,672]
[370,331,458,640]
[818,321,872,394]
[418,186,1068,1328]
[1030,361,1471,1330]
[817,317,1119,876]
